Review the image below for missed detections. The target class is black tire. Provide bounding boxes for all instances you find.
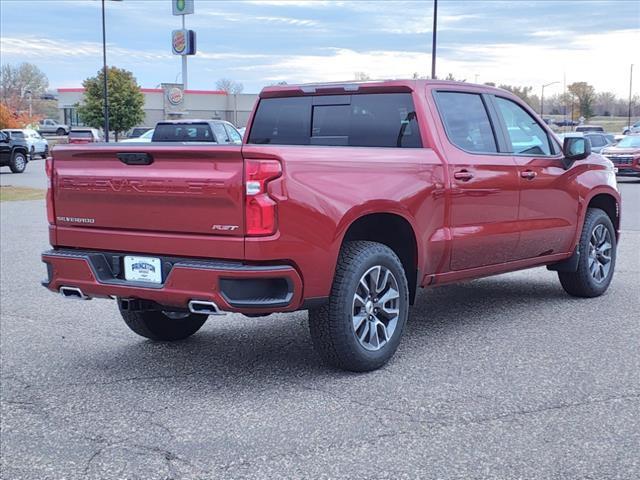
[9,151,27,173]
[309,241,409,372]
[29,146,35,159]
[558,208,616,298]
[42,146,49,159]
[56,128,66,136]
[118,305,208,341]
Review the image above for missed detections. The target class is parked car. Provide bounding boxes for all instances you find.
[127,127,153,139]
[601,134,640,177]
[0,130,29,173]
[42,80,621,372]
[68,128,101,144]
[575,125,605,133]
[622,120,640,135]
[2,129,49,159]
[151,120,243,144]
[120,128,154,143]
[554,119,579,127]
[557,132,614,154]
[37,119,69,136]
[238,126,246,137]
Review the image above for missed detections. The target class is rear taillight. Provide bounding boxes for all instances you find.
[45,157,55,224]
[245,159,282,236]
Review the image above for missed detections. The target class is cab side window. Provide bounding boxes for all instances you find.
[434,92,498,153]
[212,124,230,144]
[495,97,552,156]
[225,124,242,143]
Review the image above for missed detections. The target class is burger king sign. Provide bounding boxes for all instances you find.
[171,29,196,56]
[167,87,184,106]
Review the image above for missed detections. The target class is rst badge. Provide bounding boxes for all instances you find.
[212,225,239,232]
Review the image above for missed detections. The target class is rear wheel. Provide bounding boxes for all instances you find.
[42,145,49,159]
[56,128,66,136]
[9,151,27,173]
[309,241,409,372]
[558,208,616,297]
[118,305,208,341]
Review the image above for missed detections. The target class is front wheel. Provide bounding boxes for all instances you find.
[119,305,208,341]
[309,241,409,372]
[9,151,27,173]
[558,208,616,297]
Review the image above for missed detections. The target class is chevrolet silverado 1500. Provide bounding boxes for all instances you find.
[42,80,621,371]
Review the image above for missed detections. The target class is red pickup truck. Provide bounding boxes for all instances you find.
[42,80,621,372]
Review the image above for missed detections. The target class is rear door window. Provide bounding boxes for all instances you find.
[248,93,422,148]
[434,92,498,153]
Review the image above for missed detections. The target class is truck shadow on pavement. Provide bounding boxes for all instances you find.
[83,273,578,385]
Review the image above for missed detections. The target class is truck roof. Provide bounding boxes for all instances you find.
[259,79,509,98]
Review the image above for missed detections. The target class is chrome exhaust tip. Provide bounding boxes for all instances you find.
[188,300,224,316]
[59,286,91,300]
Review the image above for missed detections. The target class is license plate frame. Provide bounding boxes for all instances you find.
[123,256,162,284]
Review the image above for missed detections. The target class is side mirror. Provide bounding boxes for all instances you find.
[562,136,591,169]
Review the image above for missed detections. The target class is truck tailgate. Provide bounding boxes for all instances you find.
[52,144,245,238]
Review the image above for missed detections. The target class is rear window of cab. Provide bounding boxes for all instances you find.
[248,93,422,148]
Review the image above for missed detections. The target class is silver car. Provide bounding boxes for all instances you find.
[37,119,69,136]
[622,120,640,135]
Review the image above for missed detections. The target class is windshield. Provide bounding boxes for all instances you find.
[140,129,154,139]
[616,136,640,148]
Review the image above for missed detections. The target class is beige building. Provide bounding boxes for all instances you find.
[57,85,258,130]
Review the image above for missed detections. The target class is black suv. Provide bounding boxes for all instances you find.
[0,130,29,173]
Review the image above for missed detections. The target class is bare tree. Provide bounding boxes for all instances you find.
[216,78,244,94]
[0,63,49,113]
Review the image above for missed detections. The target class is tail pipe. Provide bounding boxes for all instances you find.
[188,300,225,316]
[59,286,91,300]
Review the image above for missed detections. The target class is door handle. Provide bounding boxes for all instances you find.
[520,170,537,180]
[453,170,474,181]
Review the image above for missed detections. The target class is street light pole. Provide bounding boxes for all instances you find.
[431,0,437,79]
[628,64,634,133]
[101,0,110,142]
[541,81,559,118]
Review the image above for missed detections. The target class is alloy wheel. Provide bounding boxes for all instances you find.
[588,224,612,283]
[14,155,26,171]
[352,265,400,351]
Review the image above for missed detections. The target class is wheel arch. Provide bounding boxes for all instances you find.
[11,146,28,156]
[585,191,620,240]
[338,211,420,304]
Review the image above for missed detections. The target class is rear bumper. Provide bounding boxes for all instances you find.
[41,249,303,313]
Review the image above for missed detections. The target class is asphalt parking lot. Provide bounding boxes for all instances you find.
[1,165,639,479]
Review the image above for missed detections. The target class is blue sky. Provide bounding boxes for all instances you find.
[1,0,638,96]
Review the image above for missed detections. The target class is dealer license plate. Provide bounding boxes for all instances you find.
[124,256,162,284]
